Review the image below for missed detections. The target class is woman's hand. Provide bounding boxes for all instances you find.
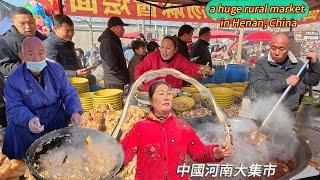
[198,63,213,78]
[28,117,44,133]
[213,142,232,159]
[71,112,83,125]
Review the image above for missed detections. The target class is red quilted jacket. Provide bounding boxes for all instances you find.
[120,113,222,180]
[134,50,201,91]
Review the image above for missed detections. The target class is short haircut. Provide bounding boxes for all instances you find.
[162,36,177,48]
[53,14,73,27]
[178,24,194,37]
[131,40,145,51]
[146,41,159,53]
[148,81,171,99]
[20,37,43,53]
[75,48,84,55]
[12,7,33,18]
[199,27,211,37]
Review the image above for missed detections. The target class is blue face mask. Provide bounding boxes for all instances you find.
[26,59,47,72]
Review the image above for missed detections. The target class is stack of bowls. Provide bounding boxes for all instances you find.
[182,87,198,94]
[231,82,249,97]
[220,83,232,88]
[232,81,249,88]
[69,77,89,94]
[209,87,235,108]
[182,86,199,100]
[79,92,93,112]
[205,83,219,88]
[92,89,123,110]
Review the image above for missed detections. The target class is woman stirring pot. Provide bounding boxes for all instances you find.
[121,81,232,179]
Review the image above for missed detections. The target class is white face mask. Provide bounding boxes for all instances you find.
[26,59,47,73]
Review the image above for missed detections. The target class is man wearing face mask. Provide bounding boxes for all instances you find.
[253,32,320,111]
[0,7,47,76]
[2,37,82,160]
[45,14,90,77]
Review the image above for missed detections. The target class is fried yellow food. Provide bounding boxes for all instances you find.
[0,159,26,179]
[81,104,147,136]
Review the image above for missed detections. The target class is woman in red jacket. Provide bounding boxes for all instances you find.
[134,36,212,91]
[121,81,232,179]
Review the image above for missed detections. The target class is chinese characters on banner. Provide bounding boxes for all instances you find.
[63,0,319,25]
[64,0,218,23]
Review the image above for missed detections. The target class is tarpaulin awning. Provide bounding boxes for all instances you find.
[123,32,143,39]
[37,0,320,24]
[193,30,238,39]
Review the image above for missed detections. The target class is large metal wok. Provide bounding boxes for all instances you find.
[188,116,312,179]
[25,126,124,179]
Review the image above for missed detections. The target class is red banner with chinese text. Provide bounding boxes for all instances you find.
[39,0,320,25]
[64,0,212,23]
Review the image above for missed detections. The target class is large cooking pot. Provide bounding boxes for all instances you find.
[25,126,124,179]
[187,116,312,179]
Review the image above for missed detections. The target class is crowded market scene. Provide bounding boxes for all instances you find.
[0,0,319,179]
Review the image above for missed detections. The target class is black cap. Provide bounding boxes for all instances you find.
[108,16,128,28]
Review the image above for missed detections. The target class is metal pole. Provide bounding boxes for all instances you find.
[236,28,244,63]
[59,0,64,14]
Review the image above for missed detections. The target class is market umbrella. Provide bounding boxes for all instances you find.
[122,32,158,41]
[123,32,143,39]
[193,30,238,39]
[244,31,272,41]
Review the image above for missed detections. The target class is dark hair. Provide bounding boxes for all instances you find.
[12,7,33,18]
[146,41,159,53]
[136,33,146,42]
[148,81,171,99]
[162,36,177,48]
[131,40,145,52]
[178,24,194,37]
[53,14,73,27]
[199,27,211,37]
[86,74,96,86]
[75,48,84,55]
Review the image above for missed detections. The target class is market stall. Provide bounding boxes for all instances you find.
[1,0,319,179]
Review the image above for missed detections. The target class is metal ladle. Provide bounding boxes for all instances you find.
[251,59,310,145]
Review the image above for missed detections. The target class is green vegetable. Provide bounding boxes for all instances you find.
[302,96,318,105]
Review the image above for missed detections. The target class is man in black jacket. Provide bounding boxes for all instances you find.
[191,27,213,83]
[98,16,129,90]
[0,7,46,76]
[174,24,194,60]
[44,14,90,77]
[191,27,212,68]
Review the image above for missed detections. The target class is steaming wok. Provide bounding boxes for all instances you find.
[187,116,312,179]
[25,126,124,179]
